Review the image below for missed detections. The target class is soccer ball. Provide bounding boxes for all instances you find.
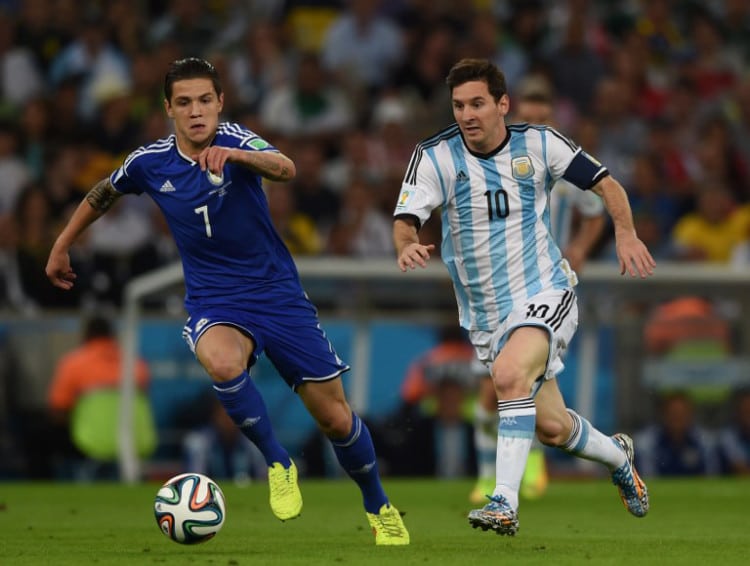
[154,473,226,544]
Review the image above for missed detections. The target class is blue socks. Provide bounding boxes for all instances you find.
[213,372,291,467]
[331,413,388,513]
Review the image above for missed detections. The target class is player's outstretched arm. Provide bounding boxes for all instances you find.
[195,146,296,182]
[394,217,435,272]
[592,176,655,278]
[46,177,121,290]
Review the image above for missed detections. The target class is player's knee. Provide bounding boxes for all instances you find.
[315,402,352,438]
[491,362,530,399]
[202,357,245,382]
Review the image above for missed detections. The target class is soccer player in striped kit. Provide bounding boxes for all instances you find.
[46,57,408,545]
[393,58,652,536]
[470,74,607,504]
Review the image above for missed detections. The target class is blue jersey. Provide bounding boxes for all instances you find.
[110,122,302,310]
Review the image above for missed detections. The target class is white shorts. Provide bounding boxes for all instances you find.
[469,288,578,381]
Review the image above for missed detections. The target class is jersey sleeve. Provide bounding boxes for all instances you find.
[226,122,279,153]
[393,147,444,227]
[110,148,146,195]
[546,127,609,190]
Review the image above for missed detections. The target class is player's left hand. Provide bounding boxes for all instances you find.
[616,234,656,278]
[194,146,235,177]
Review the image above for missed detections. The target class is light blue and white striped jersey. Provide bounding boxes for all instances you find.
[394,123,608,331]
[549,178,604,249]
[110,122,304,311]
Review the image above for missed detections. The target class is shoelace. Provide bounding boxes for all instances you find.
[270,467,295,496]
[373,509,405,536]
[485,494,512,511]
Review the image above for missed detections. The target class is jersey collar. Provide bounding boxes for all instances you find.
[461,128,511,160]
[174,133,218,166]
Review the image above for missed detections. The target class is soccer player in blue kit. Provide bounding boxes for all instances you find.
[46,57,409,545]
[393,58,653,536]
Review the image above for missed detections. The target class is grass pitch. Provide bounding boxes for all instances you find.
[2,477,748,565]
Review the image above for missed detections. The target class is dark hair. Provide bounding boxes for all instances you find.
[83,316,113,341]
[446,58,507,101]
[164,57,222,101]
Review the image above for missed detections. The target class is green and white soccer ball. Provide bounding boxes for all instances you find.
[154,473,226,544]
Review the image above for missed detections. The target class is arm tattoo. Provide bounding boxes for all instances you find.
[86,178,121,212]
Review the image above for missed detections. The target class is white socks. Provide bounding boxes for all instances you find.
[493,397,536,510]
[561,409,626,470]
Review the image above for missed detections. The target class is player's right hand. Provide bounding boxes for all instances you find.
[397,243,435,272]
[45,251,77,290]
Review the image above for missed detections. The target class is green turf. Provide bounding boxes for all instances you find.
[1,477,748,565]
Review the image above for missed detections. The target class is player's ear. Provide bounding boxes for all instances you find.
[217,92,224,113]
[498,93,511,117]
[164,98,174,118]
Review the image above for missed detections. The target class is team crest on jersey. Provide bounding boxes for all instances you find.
[511,156,534,180]
[207,169,224,185]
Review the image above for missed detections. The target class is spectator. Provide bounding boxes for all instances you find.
[400,325,476,407]
[47,316,153,480]
[671,184,747,263]
[717,387,750,475]
[643,296,732,358]
[147,0,218,58]
[634,391,719,477]
[48,8,131,122]
[321,0,405,95]
[0,120,32,222]
[89,76,141,157]
[18,96,51,181]
[694,113,750,202]
[544,0,606,114]
[281,0,342,53]
[259,51,354,150]
[12,183,79,310]
[0,10,44,111]
[372,337,477,478]
[288,141,341,236]
[681,8,741,103]
[13,0,72,74]
[391,22,457,139]
[327,176,393,257]
[717,0,750,67]
[225,21,290,112]
[266,179,323,256]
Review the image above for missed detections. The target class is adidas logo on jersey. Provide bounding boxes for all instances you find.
[159,179,176,192]
[456,170,468,182]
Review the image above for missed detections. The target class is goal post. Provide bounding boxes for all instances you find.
[118,259,750,483]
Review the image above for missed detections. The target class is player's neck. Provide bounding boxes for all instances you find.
[175,134,214,160]
[466,125,508,156]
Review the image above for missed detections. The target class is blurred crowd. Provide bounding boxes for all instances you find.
[2,0,750,313]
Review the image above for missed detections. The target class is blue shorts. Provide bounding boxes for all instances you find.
[181,295,350,391]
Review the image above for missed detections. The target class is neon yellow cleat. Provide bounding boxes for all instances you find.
[520,448,548,500]
[268,460,302,521]
[366,503,410,545]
